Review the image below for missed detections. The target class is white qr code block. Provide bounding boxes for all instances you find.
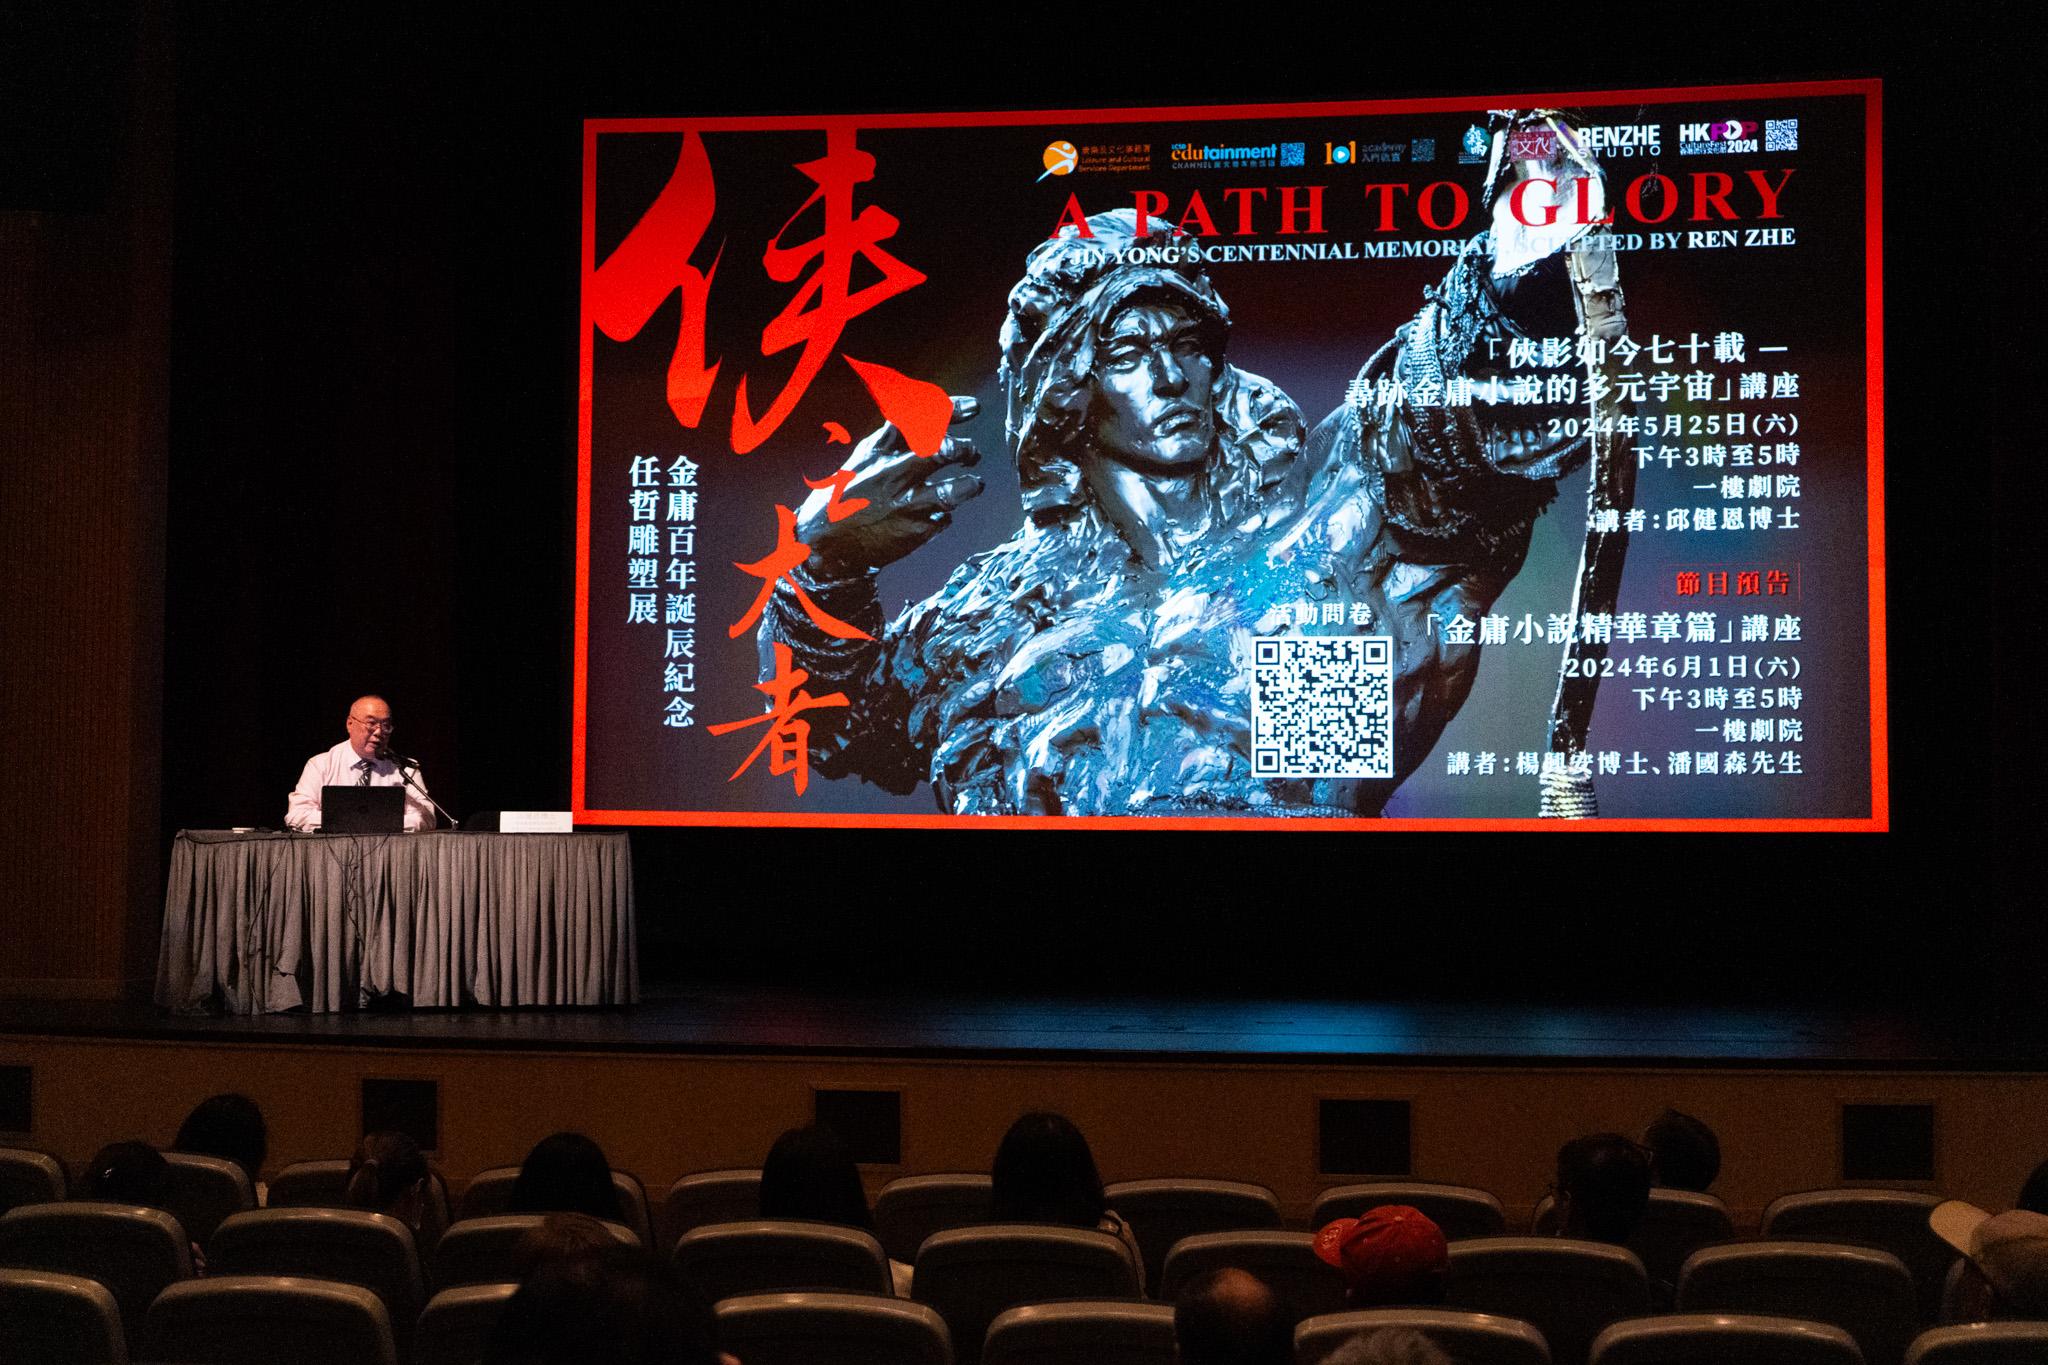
[1250,636,1395,779]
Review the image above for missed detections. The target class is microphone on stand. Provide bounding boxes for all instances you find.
[386,751,460,830]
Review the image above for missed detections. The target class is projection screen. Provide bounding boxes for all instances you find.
[574,81,1883,830]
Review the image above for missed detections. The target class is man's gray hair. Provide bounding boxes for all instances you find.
[1320,1327,1454,1365]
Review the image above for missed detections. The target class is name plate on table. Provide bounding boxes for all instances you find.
[499,811,574,833]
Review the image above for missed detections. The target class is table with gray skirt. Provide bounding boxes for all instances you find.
[155,830,638,1014]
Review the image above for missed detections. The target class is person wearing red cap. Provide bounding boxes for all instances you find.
[1312,1204,1450,1307]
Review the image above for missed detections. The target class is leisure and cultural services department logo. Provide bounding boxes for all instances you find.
[1039,141,1078,180]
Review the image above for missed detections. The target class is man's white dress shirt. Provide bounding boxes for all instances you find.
[286,740,435,832]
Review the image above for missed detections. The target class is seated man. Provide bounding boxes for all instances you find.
[285,694,434,831]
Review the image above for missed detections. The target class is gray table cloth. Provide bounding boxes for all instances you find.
[155,830,638,1014]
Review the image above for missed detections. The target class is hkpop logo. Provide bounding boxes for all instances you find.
[1679,119,1761,154]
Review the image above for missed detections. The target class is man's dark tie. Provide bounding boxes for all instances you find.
[355,758,372,786]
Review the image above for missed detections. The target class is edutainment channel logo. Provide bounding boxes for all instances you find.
[1169,139,1307,170]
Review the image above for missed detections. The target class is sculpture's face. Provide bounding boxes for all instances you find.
[1089,303,1216,470]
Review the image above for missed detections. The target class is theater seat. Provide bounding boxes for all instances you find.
[1446,1237,1651,1365]
[672,1219,893,1301]
[1103,1178,1281,1295]
[140,1275,396,1365]
[1904,1322,2048,1364]
[1677,1241,1916,1365]
[429,1214,637,1289]
[0,1202,192,1342]
[1311,1182,1509,1241]
[0,1266,128,1365]
[912,1224,1140,1365]
[981,1298,1175,1365]
[0,1148,66,1215]
[716,1289,955,1365]
[160,1151,254,1244]
[876,1173,993,1264]
[1762,1190,1958,1321]
[267,1159,355,1209]
[1159,1231,1347,1321]
[660,1168,762,1248]
[207,1207,423,1334]
[1296,1308,1551,1365]
[1589,1312,1866,1364]
[414,1282,518,1365]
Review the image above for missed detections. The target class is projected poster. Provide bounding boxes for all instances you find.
[574,82,1884,830]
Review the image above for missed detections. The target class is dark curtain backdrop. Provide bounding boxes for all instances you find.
[160,12,2026,1001]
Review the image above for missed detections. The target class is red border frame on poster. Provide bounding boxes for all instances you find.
[572,79,1885,832]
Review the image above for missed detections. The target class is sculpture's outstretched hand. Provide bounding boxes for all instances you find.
[795,396,984,579]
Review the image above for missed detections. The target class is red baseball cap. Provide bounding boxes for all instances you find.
[1313,1205,1450,1293]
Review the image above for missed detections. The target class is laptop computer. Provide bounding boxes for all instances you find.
[322,785,405,834]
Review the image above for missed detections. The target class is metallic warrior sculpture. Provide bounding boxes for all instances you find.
[761,112,1629,817]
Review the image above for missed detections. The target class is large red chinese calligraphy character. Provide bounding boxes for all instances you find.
[590,128,925,456]
[728,504,872,641]
[708,644,849,795]
[589,132,722,431]
[732,130,927,453]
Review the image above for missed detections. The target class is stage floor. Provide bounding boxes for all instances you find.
[5,988,2039,1069]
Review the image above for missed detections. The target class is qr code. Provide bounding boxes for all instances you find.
[1280,142,1306,167]
[1765,119,1799,152]
[1250,636,1395,779]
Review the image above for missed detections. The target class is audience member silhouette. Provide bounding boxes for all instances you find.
[1641,1108,1719,1192]
[172,1092,268,1199]
[507,1132,625,1224]
[84,1140,205,1270]
[1555,1132,1652,1245]
[990,1110,1144,1291]
[760,1124,873,1230]
[1175,1266,1292,1365]
[345,1129,442,1250]
[83,1140,170,1206]
[759,1122,913,1294]
[482,1243,731,1365]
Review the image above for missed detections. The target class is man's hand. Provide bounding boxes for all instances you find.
[795,396,984,579]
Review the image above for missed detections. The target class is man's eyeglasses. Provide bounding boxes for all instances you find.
[350,716,396,732]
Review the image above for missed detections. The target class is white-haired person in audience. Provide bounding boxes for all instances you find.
[1174,1267,1291,1365]
[1932,1199,2048,1320]
[1321,1327,1454,1365]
